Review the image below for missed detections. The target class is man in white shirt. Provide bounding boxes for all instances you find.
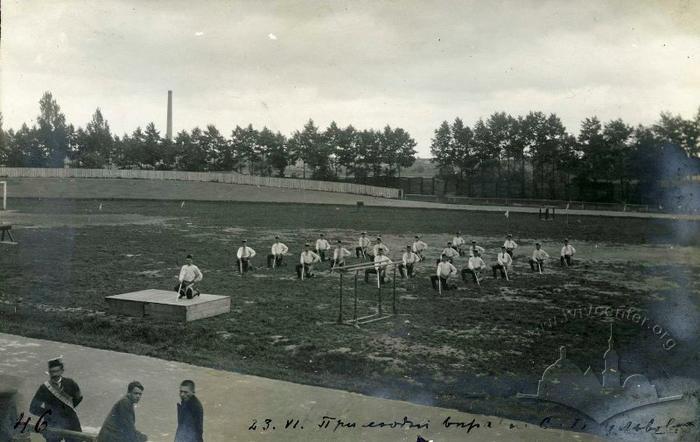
[560,239,576,267]
[469,240,486,257]
[492,246,513,279]
[431,255,457,292]
[236,239,256,274]
[267,236,289,268]
[452,231,466,256]
[503,234,518,258]
[356,232,370,260]
[365,248,392,285]
[529,243,550,272]
[370,237,389,259]
[398,245,420,278]
[297,243,321,279]
[438,241,459,264]
[412,235,428,261]
[331,240,352,269]
[315,233,331,262]
[175,254,203,299]
[462,250,486,284]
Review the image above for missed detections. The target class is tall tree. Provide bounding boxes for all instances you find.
[258,127,287,176]
[73,108,113,168]
[36,92,72,167]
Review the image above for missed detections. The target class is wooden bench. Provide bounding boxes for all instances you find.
[0,225,15,243]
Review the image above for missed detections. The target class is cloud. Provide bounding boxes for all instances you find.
[1,0,698,155]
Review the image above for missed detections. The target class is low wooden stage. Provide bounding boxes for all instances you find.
[105,289,231,322]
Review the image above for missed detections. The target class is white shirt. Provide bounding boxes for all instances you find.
[333,247,351,261]
[178,264,203,282]
[497,252,513,267]
[469,245,486,257]
[373,254,393,270]
[358,236,371,248]
[412,240,427,252]
[402,251,419,265]
[271,242,288,255]
[468,256,486,270]
[504,239,518,250]
[316,238,331,252]
[300,250,321,265]
[436,261,457,278]
[441,247,459,259]
[452,236,465,247]
[532,249,549,261]
[372,243,389,255]
[561,244,576,257]
[237,246,256,259]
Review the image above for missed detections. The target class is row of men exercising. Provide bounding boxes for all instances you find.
[174,233,576,296]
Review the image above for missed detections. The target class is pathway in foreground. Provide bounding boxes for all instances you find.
[6,177,699,221]
[0,333,598,442]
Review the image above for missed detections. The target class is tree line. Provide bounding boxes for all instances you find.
[0,92,418,181]
[430,110,700,203]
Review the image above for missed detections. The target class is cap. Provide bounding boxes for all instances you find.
[48,357,63,369]
[242,239,247,243]
[507,233,513,237]
[472,240,477,243]
[275,236,280,239]
[447,241,452,245]
[536,242,541,245]
[304,242,310,247]
[376,237,382,241]
[186,254,193,259]
[337,240,342,243]
[414,235,420,238]
[406,245,411,248]
[320,233,325,236]
[361,231,366,234]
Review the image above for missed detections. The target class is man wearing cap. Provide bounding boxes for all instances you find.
[560,239,576,266]
[503,234,518,257]
[30,357,83,442]
[174,254,203,299]
[267,236,289,268]
[462,250,486,284]
[370,237,389,260]
[175,380,204,442]
[438,241,459,264]
[297,243,321,279]
[365,248,392,285]
[431,255,457,291]
[412,235,428,261]
[452,231,466,256]
[356,232,371,260]
[236,240,256,274]
[315,233,331,262]
[529,243,550,272]
[331,240,351,270]
[492,246,513,279]
[468,240,486,257]
[96,381,147,442]
[398,245,420,278]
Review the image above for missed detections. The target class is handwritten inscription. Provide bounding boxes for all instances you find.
[14,410,51,434]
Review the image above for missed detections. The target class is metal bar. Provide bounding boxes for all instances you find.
[353,271,358,321]
[392,266,397,314]
[337,272,343,324]
[377,272,383,316]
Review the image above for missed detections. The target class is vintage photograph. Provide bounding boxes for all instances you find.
[1,1,698,441]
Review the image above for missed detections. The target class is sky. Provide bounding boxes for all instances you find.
[1,0,698,157]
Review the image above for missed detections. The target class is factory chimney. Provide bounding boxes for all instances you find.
[166,90,173,141]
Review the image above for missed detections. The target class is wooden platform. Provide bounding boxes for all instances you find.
[105,289,231,322]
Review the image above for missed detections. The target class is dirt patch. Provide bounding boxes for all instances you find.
[2,212,171,228]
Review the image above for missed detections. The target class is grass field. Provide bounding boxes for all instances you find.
[2,197,699,431]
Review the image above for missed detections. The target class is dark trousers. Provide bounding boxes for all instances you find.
[430,275,451,291]
[506,249,514,258]
[364,268,386,284]
[174,281,199,298]
[331,260,345,269]
[355,247,368,259]
[267,254,284,268]
[318,250,327,261]
[398,263,414,278]
[560,255,573,266]
[238,258,251,273]
[296,263,313,279]
[492,264,507,279]
[529,258,545,272]
[461,268,482,283]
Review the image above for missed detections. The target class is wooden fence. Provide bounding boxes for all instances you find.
[0,168,402,199]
